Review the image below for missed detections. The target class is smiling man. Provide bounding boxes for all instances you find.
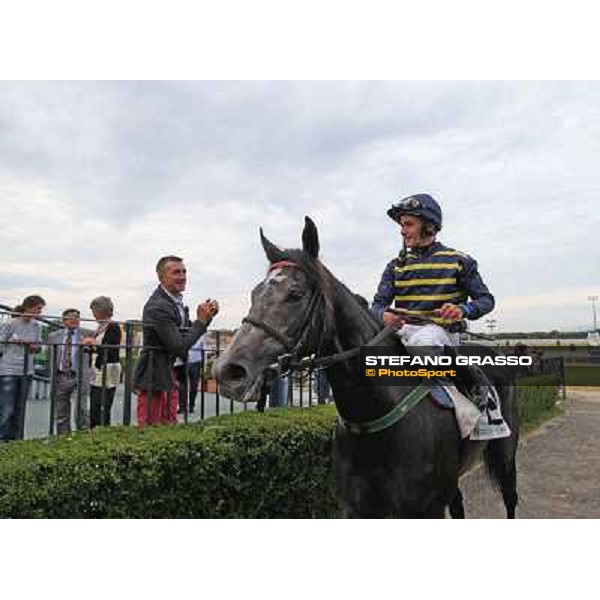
[371,194,503,427]
[133,255,219,426]
[372,193,494,344]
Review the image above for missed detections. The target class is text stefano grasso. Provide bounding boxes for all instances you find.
[363,354,532,367]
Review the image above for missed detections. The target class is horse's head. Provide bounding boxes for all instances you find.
[214,217,333,402]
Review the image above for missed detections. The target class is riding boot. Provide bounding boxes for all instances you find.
[443,346,510,440]
[464,365,495,412]
[444,346,494,412]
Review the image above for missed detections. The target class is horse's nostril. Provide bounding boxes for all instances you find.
[221,363,248,383]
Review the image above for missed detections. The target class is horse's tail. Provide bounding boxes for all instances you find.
[483,381,519,518]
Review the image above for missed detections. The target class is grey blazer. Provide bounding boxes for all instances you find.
[48,327,94,385]
[133,286,209,392]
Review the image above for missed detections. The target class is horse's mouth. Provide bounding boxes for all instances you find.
[239,375,265,403]
[214,354,279,403]
[218,370,274,404]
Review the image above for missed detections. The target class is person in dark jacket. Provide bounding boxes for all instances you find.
[371,194,509,439]
[87,296,122,428]
[133,255,219,427]
[372,193,495,343]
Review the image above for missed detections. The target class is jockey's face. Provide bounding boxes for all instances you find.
[399,215,429,248]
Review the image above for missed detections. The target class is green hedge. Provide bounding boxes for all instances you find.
[564,366,600,386]
[0,407,341,518]
[0,382,561,518]
[515,374,563,433]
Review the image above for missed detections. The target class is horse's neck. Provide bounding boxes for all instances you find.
[329,280,400,352]
[325,283,405,422]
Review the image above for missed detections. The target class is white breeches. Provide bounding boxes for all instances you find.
[398,323,460,349]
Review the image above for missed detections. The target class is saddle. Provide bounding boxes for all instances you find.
[429,382,511,441]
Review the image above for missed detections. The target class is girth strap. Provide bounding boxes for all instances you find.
[339,382,431,436]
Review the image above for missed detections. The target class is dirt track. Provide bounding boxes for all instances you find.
[460,388,600,518]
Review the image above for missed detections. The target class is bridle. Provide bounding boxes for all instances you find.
[241,261,327,374]
[241,260,395,376]
[240,258,433,437]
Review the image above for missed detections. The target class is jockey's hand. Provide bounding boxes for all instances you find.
[436,303,463,322]
[197,299,219,323]
[383,310,405,329]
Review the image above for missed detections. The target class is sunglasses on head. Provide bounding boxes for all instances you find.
[392,196,422,210]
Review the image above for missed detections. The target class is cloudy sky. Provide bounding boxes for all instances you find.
[1,81,598,333]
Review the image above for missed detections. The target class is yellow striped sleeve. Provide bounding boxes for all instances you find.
[432,250,462,257]
[395,263,460,272]
[394,278,456,287]
[395,292,463,301]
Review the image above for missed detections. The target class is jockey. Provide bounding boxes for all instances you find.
[371,193,497,411]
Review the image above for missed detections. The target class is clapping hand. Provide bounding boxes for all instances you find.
[197,299,219,323]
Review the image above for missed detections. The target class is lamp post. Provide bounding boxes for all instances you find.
[589,296,599,332]
[485,318,497,338]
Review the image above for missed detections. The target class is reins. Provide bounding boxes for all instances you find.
[241,259,434,437]
[241,260,397,376]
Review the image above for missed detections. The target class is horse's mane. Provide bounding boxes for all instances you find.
[277,248,382,343]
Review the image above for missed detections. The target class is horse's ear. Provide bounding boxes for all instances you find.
[302,216,319,259]
[260,227,285,264]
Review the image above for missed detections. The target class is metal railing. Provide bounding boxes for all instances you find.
[1,327,568,443]
[516,356,567,402]
[0,326,333,442]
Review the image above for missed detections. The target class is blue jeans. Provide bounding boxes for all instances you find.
[0,375,31,442]
[269,376,289,408]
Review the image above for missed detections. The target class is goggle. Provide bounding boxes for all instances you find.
[392,196,422,210]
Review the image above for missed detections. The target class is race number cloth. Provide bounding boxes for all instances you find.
[430,383,510,440]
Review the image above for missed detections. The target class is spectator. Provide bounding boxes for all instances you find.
[254,370,289,412]
[174,334,205,415]
[256,379,268,413]
[0,295,45,442]
[268,374,289,408]
[88,296,122,428]
[133,256,218,427]
[48,309,94,434]
[313,369,331,404]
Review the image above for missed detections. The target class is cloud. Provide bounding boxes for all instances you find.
[1,81,598,332]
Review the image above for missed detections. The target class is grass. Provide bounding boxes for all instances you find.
[564,366,600,386]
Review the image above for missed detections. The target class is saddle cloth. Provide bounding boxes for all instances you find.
[429,383,511,441]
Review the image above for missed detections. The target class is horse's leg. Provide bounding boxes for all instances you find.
[502,469,518,519]
[478,374,519,518]
[485,439,518,518]
[448,488,465,519]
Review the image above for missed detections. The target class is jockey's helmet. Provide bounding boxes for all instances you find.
[387,193,443,231]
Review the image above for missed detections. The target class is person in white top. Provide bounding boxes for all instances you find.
[0,295,45,441]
